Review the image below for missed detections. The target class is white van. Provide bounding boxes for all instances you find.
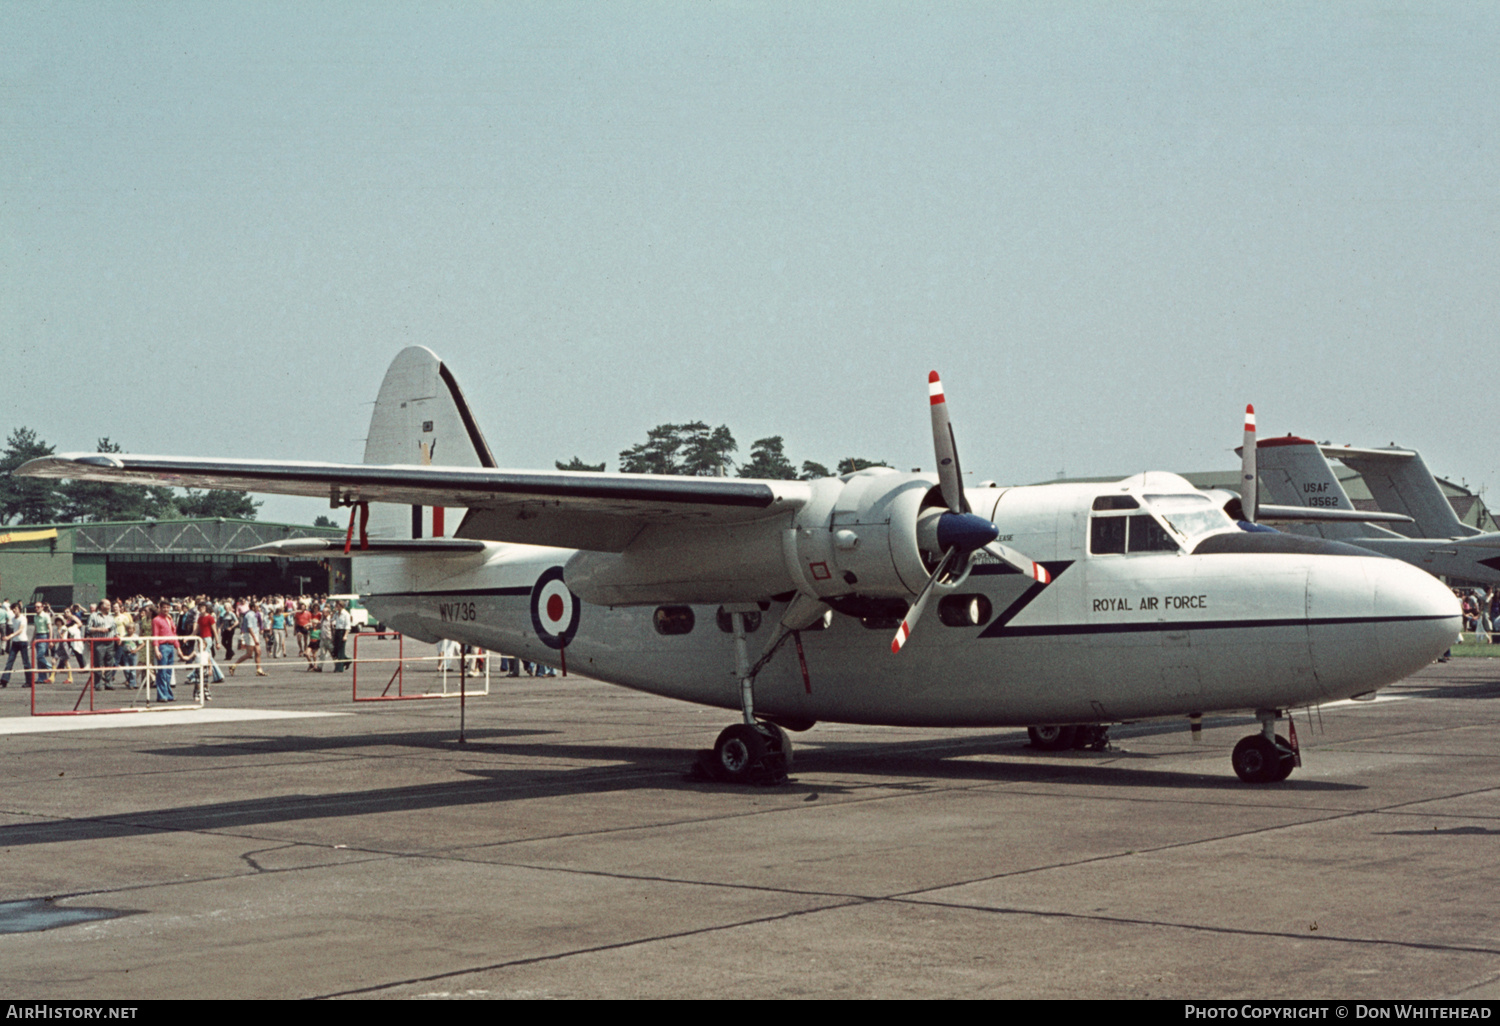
[326,594,379,632]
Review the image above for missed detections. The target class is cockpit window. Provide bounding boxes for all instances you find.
[1157,507,1234,541]
[1090,516,1126,554]
[1092,495,1141,511]
[1140,492,1235,545]
[1091,513,1181,554]
[1142,493,1211,506]
[1127,514,1179,552]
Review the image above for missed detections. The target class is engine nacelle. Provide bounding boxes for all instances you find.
[565,470,937,607]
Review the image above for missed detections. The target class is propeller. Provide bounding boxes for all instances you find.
[892,372,1051,654]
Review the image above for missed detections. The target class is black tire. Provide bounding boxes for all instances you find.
[713,724,769,783]
[1028,725,1079,751]
[1269,734,1296,782]
[1072,724,1109,750]
[1232,735,1284,784]
[761,721,793,774]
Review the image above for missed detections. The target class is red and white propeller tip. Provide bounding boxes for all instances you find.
[894,372,1051,655]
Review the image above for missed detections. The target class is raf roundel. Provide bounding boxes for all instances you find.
[529,566,581,650]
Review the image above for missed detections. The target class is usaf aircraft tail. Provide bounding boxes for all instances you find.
[1253,435,1500,584]
[1321,446,1480,539]
[1253,438,1402,543]
[362,345,498,540]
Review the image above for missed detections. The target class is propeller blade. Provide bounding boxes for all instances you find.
[929,371,969,514]
[892,548,958,654]
[985,541,1052,584]
[1241,404,1257,524]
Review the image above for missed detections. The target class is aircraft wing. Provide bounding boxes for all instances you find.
[14,453,808,552]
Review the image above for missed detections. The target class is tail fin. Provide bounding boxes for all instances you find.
[1323,446,1478,539]
[1253,438,1373,542]
[362,346,496,539]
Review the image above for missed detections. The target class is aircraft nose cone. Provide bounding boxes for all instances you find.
[1373,558,1462,675]
[935,511,1000,554]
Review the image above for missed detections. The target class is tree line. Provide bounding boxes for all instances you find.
[0,428,261,526]
[556,422,888,480]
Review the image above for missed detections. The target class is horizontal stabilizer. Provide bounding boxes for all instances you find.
[1257,505,1413,525]
[1318,445,1415,462]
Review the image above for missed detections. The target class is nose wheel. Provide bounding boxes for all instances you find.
[1232,711,1297,783]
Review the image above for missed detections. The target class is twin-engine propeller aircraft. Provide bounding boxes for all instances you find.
[17,349,1460,784]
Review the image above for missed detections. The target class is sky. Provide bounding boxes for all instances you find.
[3,1,1496,525]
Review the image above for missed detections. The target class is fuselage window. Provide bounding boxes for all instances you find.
[938,594,993,627]
[653,606,696,635]
[715,607,762,633]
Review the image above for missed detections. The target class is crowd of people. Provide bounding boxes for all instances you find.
[0,594,360,701]
[1457,586,1500,643]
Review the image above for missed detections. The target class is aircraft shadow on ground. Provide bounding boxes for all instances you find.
[135,727,558,758]
[1389,681,1500,701]
[0,731,1360,849]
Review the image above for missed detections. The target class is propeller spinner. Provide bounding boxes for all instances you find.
[892,372,1050,654]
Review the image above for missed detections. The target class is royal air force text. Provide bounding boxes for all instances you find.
[1093,595,1208,613]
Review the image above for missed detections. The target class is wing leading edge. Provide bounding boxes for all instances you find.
[15,454,808,552]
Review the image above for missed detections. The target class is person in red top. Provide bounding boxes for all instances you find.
[196,604,217,644]
[150,605,178,702]
[294,605,313,656]
[194,603,221,700]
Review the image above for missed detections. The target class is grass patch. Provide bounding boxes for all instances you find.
[1450,638,1500,658]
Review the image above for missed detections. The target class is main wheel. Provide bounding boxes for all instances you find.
[713,723,770,783]
[1073,724,1110,751]
[1028,725,1079,751]
[760,721,794,774]
[1232,735,1285,784]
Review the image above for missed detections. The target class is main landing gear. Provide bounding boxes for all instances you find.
[1231,709,1297,784]
[1027,724,1110,751]
[707,720,792,785]
[698,606,793,785]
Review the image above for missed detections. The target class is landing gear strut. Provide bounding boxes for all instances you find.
[1231,710,1297,783]
[700,607,792,784]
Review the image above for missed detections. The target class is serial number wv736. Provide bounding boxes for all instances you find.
[439,601,477,622]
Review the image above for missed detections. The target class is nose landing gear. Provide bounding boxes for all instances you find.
[1232,710,1297,783]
